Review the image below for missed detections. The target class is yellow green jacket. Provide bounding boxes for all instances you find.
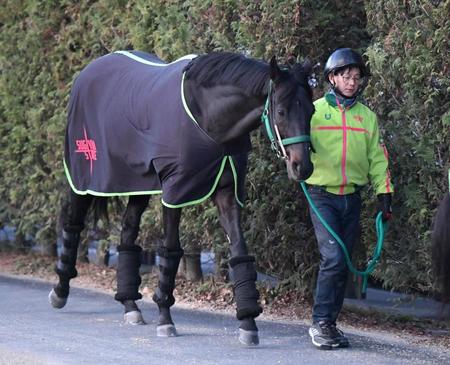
[306,93,393,195]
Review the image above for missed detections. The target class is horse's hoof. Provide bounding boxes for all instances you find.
[124,310,146,325]
[239,328,259,346]
[48,289,67,309]
[157,324,178,337]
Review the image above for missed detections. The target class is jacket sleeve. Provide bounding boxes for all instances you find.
[367,117,394,194]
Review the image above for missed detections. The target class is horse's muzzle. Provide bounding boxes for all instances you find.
[285,146,313,181]
[287,160,314,181]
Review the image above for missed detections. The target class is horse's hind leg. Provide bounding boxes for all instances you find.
[49,191,93,309]
[114,195,150,325]
[153,206,184,337]
[213,170,262,346]
[432,192,450,302]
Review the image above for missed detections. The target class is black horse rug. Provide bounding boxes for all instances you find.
[64,51,251,207]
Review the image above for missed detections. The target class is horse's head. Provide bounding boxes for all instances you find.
[262,56,315,181]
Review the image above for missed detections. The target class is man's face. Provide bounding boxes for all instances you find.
[329,67,362,98]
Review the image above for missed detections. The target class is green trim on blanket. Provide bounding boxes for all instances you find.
[181,72,199,126]
[114,52,199,127]
[115,51,197,67]
[65,52,244,207]
[65,157,243,207]
[64,159,163,197]
[162,156,244,208]
[229,157,244,207]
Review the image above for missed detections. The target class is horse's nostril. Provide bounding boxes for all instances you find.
[292,161,302,175]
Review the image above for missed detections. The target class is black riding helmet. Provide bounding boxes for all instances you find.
[324,48,368,98]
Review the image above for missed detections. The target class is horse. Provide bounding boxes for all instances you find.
[432,189,450,304]
[48,50,315,346]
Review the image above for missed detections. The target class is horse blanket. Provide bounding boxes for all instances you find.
[64,51,251,207]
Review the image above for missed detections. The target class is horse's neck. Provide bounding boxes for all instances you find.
[185,82,266,144]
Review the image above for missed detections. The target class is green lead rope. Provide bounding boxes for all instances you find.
[300,181,387,294]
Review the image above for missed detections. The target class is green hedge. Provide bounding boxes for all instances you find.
[363,0,449,293]
[1,0,447,296]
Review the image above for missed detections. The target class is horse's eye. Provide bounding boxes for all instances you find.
[277,109,285,117]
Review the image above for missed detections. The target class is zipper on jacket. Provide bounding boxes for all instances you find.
[336,98,348,195]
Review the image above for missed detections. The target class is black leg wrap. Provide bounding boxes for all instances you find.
[55,230,80,280]
[152,247,184,308]
[55,266,77,281]
[229,255,263,320]
[54,282,70,298]
[114,245,143,302]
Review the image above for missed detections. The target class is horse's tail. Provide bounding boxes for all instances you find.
[91,196,124,225]
[92,197,109,225]
[432,192,450,302]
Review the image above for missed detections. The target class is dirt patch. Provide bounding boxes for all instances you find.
[1,251,449,349]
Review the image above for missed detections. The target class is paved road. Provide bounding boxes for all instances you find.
[0,274,448,365]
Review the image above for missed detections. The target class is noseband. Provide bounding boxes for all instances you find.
[261,81,311,160]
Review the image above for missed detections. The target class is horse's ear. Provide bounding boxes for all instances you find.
[302,58,313,75]
[270,56,282,82]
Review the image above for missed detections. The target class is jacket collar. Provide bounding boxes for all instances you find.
[325,89,357,109]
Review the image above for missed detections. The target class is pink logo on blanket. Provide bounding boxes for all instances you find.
[75,126,97,175]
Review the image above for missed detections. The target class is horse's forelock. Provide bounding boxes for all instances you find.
[290,64,309,84]
[288,64,313,99]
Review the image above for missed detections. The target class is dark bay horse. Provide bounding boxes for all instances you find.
[432,186,450,304]
[49,50,315,345]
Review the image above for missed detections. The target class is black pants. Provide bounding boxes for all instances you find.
[308,187,362,324]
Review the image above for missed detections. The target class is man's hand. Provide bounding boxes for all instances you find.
[377,193,392,222]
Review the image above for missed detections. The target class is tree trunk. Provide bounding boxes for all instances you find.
[179,252,202,282]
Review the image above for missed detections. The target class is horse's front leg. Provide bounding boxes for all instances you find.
[49,190,93,309]
[213,174,262,346]
[153,206,184,337]
[114,195,150,325]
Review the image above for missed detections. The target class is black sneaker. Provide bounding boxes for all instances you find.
[329,323,349,348]
[308,321,340,350]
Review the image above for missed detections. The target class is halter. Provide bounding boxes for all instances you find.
[261,81,311,159]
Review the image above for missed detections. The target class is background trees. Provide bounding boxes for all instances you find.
[1,0,448,296]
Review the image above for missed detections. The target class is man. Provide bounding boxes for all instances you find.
[306,48,393,349]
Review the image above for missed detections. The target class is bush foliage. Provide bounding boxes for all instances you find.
[1,0,448,296]
[364,0,449,293]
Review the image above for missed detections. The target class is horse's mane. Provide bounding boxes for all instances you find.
[183,52,269,96]
[184,52,313,99]
[432,192,450,303]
